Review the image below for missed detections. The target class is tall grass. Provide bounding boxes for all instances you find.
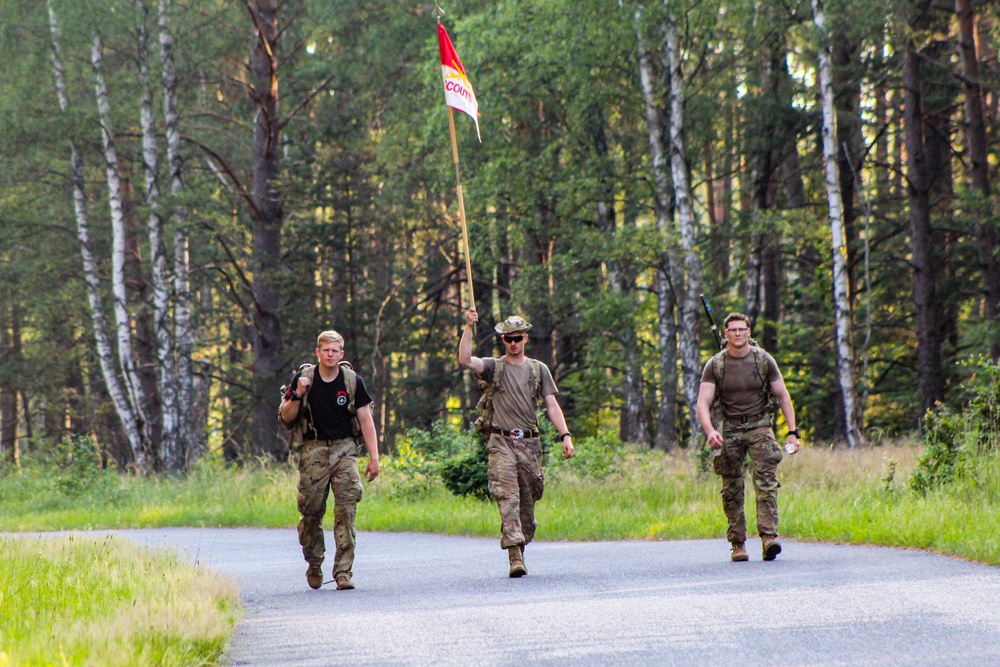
[2,440,998,565]
[0,534,238,666]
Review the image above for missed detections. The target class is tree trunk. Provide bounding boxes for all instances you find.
[124,177,163,461]
[664,8,705,441]
[249,0,286,461]
[159,0,197,464]
[833,32,864,306]
[135,0,178,468]
[956,0,1000,359]
[47,1,145,470]
[1,299,20,466]
[635,4,677,451]
[903,21,944,416]
[92,33,152,458]
[813,0,863,447]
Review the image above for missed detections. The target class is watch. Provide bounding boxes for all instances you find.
[787,429,799,438]
[287,391,301,402]
[559,432,572,440]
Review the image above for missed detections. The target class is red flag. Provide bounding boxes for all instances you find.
[438,23,480,141]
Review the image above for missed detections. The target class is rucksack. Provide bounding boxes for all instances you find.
[708,342,779,428]
[473,358,542,434]
[279,361,362,447]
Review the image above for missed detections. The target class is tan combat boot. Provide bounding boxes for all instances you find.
[336,573,355,590]
[730,543,749,562]
[306,564,324,589]
[508,545,527,578]
[762,536,782,561]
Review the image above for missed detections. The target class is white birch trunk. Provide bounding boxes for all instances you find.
[812,0,862,447]
[664,5,705,438]
[635,4,678,451]
[159,0,196,464]
[92,33,151,449]
[135,0,179,467]
[47,1,145,470]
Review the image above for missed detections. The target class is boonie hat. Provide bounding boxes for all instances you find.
[495,316,532,334]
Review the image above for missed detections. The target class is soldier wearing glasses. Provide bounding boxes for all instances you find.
[696,312,800,563]
[459,307,574,577]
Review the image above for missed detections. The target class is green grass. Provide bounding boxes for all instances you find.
[3,443,999,564]
[3,441,999,665]
[0,534,238,666]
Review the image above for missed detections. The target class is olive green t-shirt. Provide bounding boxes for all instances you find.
[700,348,780,420]
[478,357,558,432]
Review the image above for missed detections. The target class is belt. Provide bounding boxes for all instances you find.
[303,437,355,447]
[724,412,772,430]
[491,427,539,439]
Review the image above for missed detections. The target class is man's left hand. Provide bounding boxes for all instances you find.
[365,458,380,482]
[562,437,574,459]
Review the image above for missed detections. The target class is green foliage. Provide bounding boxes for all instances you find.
[546,428,621,479]
[440,438,491,501]
[2,435,124,510]
[909,409,965,495]
[909,358,1000,495]
[384,422,485,501]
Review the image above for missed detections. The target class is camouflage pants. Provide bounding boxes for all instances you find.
[297,438,364,578]
[713,423,784,545]
[486,434,545,549]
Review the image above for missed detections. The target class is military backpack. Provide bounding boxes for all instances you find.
[279,361,363,448]
[473,357,542,434]
[708,342,779,429]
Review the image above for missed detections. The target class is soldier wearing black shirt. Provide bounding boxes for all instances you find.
[279,330,380,591]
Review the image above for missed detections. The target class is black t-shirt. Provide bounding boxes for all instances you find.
[303,368,373,440]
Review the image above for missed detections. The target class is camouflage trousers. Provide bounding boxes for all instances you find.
[486,434,545,549]
[712,422,784,545]
[296,438,364,578]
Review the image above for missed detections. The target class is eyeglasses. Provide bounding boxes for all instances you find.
[726,327,749,335]
[502,334,525,343]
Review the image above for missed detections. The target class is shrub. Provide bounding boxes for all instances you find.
[440,438,491,501]
[910,358,1000,494]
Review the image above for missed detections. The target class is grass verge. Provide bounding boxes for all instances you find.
[2,441,996,562]
[0,534,238,666]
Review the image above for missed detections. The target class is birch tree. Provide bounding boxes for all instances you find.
[664,0,705,439]
[92,33,152,456]
[635,2,678,451]
[135,0,178,467]
[47,1,146,470]
[812,0,862,447]
[158,0,196,464]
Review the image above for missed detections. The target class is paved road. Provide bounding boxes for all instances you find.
[108,528,1000,667]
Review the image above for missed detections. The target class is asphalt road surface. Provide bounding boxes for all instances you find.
[103,528,1000,667]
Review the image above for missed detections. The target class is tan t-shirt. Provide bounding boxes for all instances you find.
[700,348,780,419]
[478,357,558,431]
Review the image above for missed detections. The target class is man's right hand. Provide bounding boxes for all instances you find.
[706,428,724,449]
[297,376,311,393]
[466,307,479,327]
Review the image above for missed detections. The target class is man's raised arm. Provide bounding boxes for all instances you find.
[459,307,485,375]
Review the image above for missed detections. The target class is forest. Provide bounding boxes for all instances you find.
[0,0,998,473]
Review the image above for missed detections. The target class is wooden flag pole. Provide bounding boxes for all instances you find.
[448,105,476,307]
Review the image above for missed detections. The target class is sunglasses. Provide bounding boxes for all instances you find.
[502,334,525,343]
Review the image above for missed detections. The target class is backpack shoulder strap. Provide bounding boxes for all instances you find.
[494,357,506,391]
[712,350,726,386]
[751,346,770,395]
[340,361,357,410]
[528,359,542,400]
[338,361,363,440]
